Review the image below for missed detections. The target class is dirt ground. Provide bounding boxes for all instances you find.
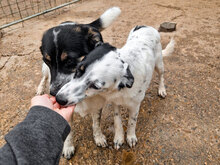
[0,0,219,164]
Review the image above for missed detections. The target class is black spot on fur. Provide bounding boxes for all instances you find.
[118,82,125,90]
[133,25,146,31]
[85,79,90,86]
[120,60,125,64]
[124,66,134,88]
[139,90,142,93]
[73,87,80,93]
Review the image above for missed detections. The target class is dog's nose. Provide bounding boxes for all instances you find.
[56,96,68,105]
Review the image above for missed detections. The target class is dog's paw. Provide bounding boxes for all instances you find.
[62,146,75,160]
[114,136,124,150]
[126,134,137,148]
[158,87,167,98]
[94,133,108,147]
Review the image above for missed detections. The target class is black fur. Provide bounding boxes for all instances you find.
[118,83,125,90]
[118,66,134,90]
[40,19,105,96]
[89,18,103,31]
[124,66,134,88]
[133,25,146,31]
[74,43,116,78]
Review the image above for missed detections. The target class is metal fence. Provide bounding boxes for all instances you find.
[0,0,80,30]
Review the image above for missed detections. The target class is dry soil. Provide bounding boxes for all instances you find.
[0,0,219,164]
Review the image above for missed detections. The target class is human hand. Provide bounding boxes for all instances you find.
[31,94,75,122]
[49,96,75,123]
[31,94,54,109]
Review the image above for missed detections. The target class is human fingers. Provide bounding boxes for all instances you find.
[43,94,50,98]
[31,95,53,109]
[49,96,56,104]
[61,105,75,111]
[55,105,75,122]
[53,102,61,109]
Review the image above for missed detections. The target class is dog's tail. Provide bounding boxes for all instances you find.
[162,38,175,57]
[89,7,121,31]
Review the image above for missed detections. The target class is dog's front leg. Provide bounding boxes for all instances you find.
[62,129,75,160]
[62,114,75,160]
[36,62,50,95]
[126,103,140,148]
[91,108,107,147]
[113,104,124,150]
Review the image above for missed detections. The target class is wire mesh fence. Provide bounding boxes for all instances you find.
[0,0,80,30]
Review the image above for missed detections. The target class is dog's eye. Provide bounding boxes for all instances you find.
[88,83,100,90]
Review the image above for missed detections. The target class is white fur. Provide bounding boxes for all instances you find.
[36,62,50,95]
[62,131,75,160]
[100,7,121,28]
[59,22,76,26]
[57,26,175,149]
[53,29,60,47]
[162,38,175,57]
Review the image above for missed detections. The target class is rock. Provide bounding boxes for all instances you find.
[158,22,177,32]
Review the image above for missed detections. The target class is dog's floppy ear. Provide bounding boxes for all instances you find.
[118,64,134,90]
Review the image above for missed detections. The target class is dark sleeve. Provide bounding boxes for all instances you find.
[0,106,70,165]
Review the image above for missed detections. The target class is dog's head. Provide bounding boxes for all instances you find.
[55,44,134,106]
[40,24,103,96]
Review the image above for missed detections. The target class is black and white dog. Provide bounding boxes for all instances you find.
[37,7,121,96]
[56,26,175,150]
[36,7,121,159]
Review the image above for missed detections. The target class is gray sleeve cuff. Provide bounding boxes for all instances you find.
[25,106,71,141]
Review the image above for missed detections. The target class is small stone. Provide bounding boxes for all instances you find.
[158,22,177,32]
[93,150,97,154]
[191,127,197,131]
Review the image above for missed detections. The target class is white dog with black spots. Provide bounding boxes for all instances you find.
[56,25,175,150]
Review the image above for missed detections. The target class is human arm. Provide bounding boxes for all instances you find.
[0,95,74,165]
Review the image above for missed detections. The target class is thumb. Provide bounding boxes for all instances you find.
[55,105,75,122]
